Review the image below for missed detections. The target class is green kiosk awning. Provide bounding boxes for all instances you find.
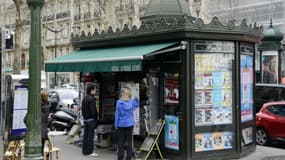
[45,42,176,72]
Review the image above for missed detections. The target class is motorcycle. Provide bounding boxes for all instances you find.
[48,97,79,132]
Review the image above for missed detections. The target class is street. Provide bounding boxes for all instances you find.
[50,135,285,160]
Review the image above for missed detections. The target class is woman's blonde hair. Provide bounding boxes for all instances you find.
[41,89,48,103]
[120,87,132,101]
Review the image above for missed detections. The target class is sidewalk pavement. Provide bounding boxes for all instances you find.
[49,135,285,160]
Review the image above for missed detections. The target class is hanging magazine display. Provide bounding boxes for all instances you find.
[194,41,234,127]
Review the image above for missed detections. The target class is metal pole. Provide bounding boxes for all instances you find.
[24,0,44,159]
[54,30,57,88]
[45,27,63,88]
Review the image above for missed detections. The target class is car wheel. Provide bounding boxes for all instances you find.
[256,128,270,146]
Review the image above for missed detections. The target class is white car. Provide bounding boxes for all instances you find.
[48,89,79,110]
[60,84,78,89]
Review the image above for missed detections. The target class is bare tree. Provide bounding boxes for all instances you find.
[13,0,24,74]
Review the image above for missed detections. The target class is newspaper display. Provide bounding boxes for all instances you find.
[194,41,235,153]
[195,131,233,152]
[194,42,234,127]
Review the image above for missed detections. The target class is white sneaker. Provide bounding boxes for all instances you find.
[88,153,99,157]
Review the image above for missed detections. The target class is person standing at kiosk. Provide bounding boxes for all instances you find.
[115,87,139,160]
[81,84,98,156]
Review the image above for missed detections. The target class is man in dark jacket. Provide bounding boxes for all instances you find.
[81,83,98,156]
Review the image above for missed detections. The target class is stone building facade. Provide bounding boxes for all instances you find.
[0,0,203,87]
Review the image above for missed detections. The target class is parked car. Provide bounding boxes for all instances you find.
[60,83,78,90]
[255,83,285,112]
[256,101,285,145]
[48,89,79,110]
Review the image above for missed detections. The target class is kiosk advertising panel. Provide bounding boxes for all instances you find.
[11,85,28,140]
[193,41,235,153]
[164,115,179,151]
[240,43,254,147]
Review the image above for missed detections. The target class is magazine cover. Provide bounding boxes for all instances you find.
[164,79,179,104]
[203,133,214,151]
[204,108,214,124]
[242,127,253,146]
[195,74,204,89]
[212,71,223,89]
[212,132,224,150]
[195,133,204,152]
[222,89,232,107]
[204,90,212,105]
[222,71,232,88]
[213,107,224,124]
[203,73,213,89]
[195,90,204,105]
[212,89,222,107]
[222,107,232,124]
[195,109,204,126]
[222,131,233,149]
[213,107,232,125]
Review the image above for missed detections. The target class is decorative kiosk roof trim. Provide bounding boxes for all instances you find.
[71,16,262,48]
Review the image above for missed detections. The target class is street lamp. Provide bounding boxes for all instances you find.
[25,0,44,159]
[258,19,284,84]
[45,26,64,88]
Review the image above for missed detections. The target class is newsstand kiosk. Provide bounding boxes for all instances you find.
[45,0,262,159]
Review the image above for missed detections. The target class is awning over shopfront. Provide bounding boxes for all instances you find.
[45,42,177,72]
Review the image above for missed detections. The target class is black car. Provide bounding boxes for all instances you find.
[255,83,285,112]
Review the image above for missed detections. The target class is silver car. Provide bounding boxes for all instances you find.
[48,89,79,110]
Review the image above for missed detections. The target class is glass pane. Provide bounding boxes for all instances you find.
[262,51,278,84]
[193,41,235,153]
[194,41,234,127]
[268,105,285,117]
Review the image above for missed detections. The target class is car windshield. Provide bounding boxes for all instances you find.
[57,90,78,99]
[267,104,285,117]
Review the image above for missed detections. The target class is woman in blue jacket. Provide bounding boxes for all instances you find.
[115,87,139,160]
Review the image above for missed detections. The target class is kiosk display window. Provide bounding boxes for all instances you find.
[193,41,235,153]
[194,41,234,127]
[240,44,254,123]
[240,43,255,147]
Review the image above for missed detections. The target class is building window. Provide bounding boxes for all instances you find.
[196,10,200,17]
[21,53,26,70]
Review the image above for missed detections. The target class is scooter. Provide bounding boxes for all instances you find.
[48,98,78,132]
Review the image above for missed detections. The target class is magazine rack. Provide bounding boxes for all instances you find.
[136,119,165,160]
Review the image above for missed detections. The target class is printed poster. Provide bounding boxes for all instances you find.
[212,132,224,150]
[223,131,233,149]
[242,127,253,146]
[164,79,179,104]
[240,55,253,123]
[195,133,203,152]
[202,133,214,151]
[165,115,179,150]
[195,131,233,152]
[12,85,28,138]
